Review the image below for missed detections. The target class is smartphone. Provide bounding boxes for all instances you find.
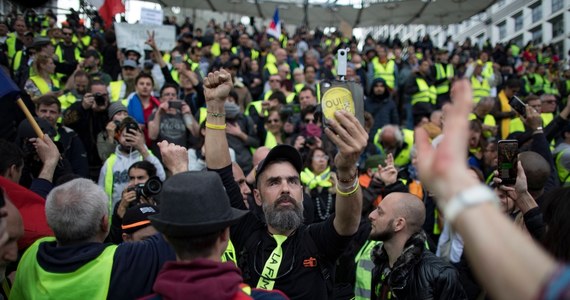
[497,140,518,185]
[509,95,527,118]
[169,100,183,110]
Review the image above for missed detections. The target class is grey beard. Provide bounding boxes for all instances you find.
[263,200,304,233]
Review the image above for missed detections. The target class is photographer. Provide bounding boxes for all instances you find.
[109,161,162,244]
[97,117,165,210]
[147,83,199,161]
[96,102,129,161]
[63,80,110,180]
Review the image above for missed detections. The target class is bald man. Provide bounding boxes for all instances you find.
[367,193,466,299]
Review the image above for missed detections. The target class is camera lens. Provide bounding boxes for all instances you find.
[339,50,345,56]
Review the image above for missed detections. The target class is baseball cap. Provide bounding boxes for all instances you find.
[255,144,303,184]
[122,204,159,234]
[122,60,138,69]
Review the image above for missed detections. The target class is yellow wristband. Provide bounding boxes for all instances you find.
[205,122,226,130]
[336,183,360,197]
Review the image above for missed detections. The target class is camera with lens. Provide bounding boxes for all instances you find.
[94,93,106,106]
[125,121,139,134]
[305,137,316,146]
[127,176,162,206]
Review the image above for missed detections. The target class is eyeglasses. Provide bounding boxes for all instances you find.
[304,119,316,124]
[266,118,281,124]
[312,155,329,161]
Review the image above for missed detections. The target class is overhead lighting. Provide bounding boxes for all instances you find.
[171,6,181,14]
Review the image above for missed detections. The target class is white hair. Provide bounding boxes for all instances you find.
[381,124,404,147]
[45,178,109,243]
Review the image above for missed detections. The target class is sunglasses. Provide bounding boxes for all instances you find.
[266,118,280,124]
[63,32,73,36]
[304,119,316,124]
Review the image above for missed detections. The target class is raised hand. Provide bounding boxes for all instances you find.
[378,153,398,185]
[145,30,158,50]
[203,69,233,105]
[324,110,368,172]
[158,141,189,175]
[415,79,478,204]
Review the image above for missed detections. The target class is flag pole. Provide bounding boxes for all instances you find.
[16,98,44,139]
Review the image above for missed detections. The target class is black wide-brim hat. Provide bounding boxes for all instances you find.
[149,171,248,237]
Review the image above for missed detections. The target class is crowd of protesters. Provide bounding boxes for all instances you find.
[0,6,569,300]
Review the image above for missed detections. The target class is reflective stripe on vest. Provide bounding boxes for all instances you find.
[354,240,383,300]
[373,128,414,167]
[11,237,117,300]
[372,58,395,89]
[411,77,436,106]
[471,76,490,104]
[555,148,570,186]
[30,75,59,95]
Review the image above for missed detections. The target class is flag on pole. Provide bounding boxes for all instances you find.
[88,0,125,28]
[266,8,281,39]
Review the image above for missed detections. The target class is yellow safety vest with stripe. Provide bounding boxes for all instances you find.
[482,61,494,79]
[471,76,490,104]
[264,131,278,149]
[469,113,496,138]
[221,240,238,265]
[109,81,129,104]
[555,148,570,186]
[6,33,18,61]
[373,128,414,167]
[301,167,332,190]
[10,237,117,300]
[354,240,383,300]
[12,49,24,72]
[30,75,60,95]
[372,58,396,90]
[530,74,545,94]
[72,35,91,49]
[434,63,454,95]
[55,43,83,63]
[411,78,436,106]
[58,92,78,111]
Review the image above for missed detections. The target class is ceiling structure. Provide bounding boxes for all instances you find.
[149,0,496,28]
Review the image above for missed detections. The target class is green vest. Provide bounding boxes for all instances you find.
[434,63,454,94]
[264,131,278,149]
[211,42,221,57]
[471,76,490,104]
[373,128,414,167]
[12,50,24,72]
[411,77,436,106]
[482,61,494,79]
[531,74,545,94]
[109,80,126,103]
[6,33,17,61]
[11,237,117,300]
[221,240,238,265]
[263,63,279,76]
[372,58,395,89]
[555,148,570,186]
[245,101,264,117]
[30,75,60,95]
[354,240,382,300]
[58,92,78,111]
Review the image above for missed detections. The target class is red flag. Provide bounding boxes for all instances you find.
[99,0,125,28]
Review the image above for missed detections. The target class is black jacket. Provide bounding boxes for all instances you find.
[371,231,467,300]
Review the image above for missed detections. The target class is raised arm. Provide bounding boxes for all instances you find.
[203,69,233,169]
[326,110,367,236]
[415,79,558,300]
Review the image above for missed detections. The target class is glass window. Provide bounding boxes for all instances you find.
[513,12,523,31]
[552,0,564,12]
[531,1,542,23]
[498,22,507,40]
[551,16,564,38]
[553,41,564,59]
[512,34,524,48]
[531,26,542,45]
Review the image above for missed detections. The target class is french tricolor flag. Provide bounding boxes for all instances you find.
[266,8,281,39]
[88,0,125,28]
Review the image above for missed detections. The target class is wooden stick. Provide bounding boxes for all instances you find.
[16,98,44,139]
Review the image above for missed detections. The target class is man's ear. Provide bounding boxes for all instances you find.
[253,188,262,206]
[394,217,406,233]
[101,215,110,234]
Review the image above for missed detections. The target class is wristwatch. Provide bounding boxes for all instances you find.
[444,185,499,222]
